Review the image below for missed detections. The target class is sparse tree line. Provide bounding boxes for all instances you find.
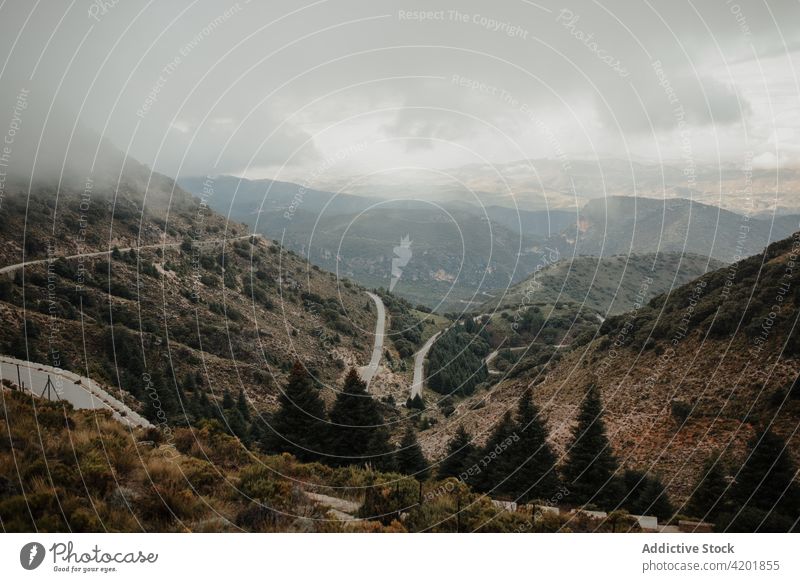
[262,363,424,474]
[426,383,799,531]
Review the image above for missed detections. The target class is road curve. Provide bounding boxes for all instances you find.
[0,234,258,275]
[410,330,442,400]
[358,292,385,389]
[0,355,153,428]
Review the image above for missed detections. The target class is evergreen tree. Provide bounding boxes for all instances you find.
[474,411,519,495]
[236,388,250,421]
[438,425,477,482]
[731,429,800,518]
[395,426,429,479]
[562,384,622,508]
[507,390,561,502]
[143,368,178,423]
[329,369,393,470]
[222,389,235,409]
[622,469,673,520]
[265,361,329,462]
[226,408,249,443]
[687,455,729,521]
[183,372,197,392]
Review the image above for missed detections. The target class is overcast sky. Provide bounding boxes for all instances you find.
[1,0,799,185]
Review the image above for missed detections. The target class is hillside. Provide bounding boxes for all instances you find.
[481,252,722,317]
[0,161,380,429]
[548,196,798,263]
[179,176,583,313]
[177,175,382,223]
[251,206,547,313]
[2,386,629,532]
[420,234,800,506]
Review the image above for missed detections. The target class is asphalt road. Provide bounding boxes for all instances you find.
[410,331,442,399]
[0,355,152,428]
[358,292,385,389]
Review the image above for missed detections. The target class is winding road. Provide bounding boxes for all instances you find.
[358,292,385,389]
[410,331,442,399]
[0,355,153,428]
[0,234,258,275]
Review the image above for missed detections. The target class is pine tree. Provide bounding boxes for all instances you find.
[731,429,800,518]
[622,470,673,520]
[395,425,429,479]
[329,369,393,470]
[474,411,519,496]
[507,390,561,502]
[265,361,329,462]
[562,384,622,508]
[183,372,197,392]
[143,368,178,423]
[437,425,477,482]
[687,455,729,521]
[222,389,234,409]
[236,388,250,421]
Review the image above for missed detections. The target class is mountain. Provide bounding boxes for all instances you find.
[177,175,560,313]
[177,176,584,313]
[0,156,382,426]
[481,252,723,317]
[547,196,798,263]
[318,159,800,216]
[256,206,550,313]
[422,233,800,505]
[177,175,383,222]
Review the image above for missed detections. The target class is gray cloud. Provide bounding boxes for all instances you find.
[1,0,798,183]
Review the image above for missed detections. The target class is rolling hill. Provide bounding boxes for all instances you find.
[0,154,383,432]
[420,233,800,507]
[548,196,798,263]
[480,252,723,317]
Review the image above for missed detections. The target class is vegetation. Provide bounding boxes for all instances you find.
[599,235,800,353]
[0,386,610,533]
[437,426,478,482]
[328,370,394,471]
[562,384,623,508]
[262,362,329,462]
[505,390,562,502]
[716,429,800,532]
[394,426,430,480]
[377,290,427,358]
[426,318,490,396]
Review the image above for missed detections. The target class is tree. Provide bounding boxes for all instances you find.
[730,429,800,519]
[222,389,235,409]
[562,384,622,508]
[328,369,393,470]
[264,361,329,462]
[406,394,424,410]
[474,411,519,496]
[395,426,429,479]
[438,426,477,482]
[142,368,178,424]
[622,469,673,520]
[236,388,250,421]
[507,390,561,502]
[687,454,729,521]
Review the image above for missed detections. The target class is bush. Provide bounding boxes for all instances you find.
[670,400,692,423]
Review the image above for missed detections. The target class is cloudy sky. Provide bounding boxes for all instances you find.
[1,0,799,185]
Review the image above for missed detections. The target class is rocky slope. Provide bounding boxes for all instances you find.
[548,196,798,263]
[421,233,800,504]
[0,155,381,423]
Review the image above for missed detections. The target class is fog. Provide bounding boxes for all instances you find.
[1,0,799,190]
